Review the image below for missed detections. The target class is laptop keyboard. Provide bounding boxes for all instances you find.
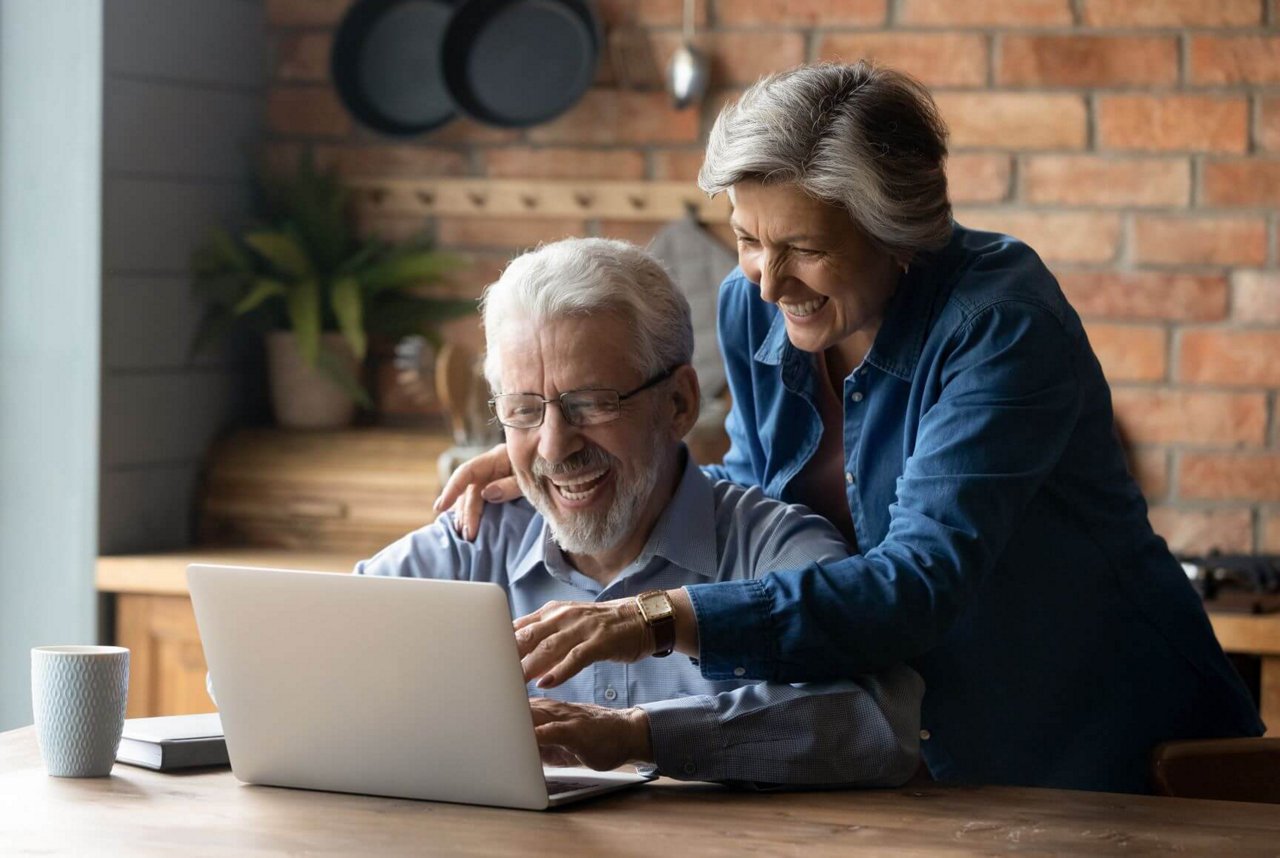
[546,778,607,796]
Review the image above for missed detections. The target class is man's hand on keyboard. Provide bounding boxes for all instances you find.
[530,698,653,771]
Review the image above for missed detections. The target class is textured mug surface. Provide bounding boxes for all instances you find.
[31,646,130,777]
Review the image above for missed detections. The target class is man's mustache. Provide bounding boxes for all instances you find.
[530,446,613,479]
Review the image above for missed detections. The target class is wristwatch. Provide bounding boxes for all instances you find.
[635,590,676,658]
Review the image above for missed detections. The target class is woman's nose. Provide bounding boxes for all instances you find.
[754,253,785,303]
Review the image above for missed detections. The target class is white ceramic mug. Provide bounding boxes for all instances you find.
[31,646,130,777]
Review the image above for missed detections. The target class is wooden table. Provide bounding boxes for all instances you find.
[3,728,1279,857]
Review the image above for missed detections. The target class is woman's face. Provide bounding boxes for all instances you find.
[730,180,901,356]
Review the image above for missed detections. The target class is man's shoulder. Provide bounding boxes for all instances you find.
[707,478,850,574]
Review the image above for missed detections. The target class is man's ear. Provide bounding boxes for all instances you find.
[669,364,700,440]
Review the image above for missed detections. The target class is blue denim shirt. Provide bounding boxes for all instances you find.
[693,223,1263,793]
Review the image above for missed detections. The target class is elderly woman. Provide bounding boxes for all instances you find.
[440,62,1262,793]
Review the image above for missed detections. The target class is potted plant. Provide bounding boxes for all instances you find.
[191,157,473,428]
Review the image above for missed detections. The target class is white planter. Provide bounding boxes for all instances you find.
[266,331,359,429]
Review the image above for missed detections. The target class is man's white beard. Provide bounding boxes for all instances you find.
[518,436,662,557]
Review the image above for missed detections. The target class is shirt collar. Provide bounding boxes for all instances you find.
[753,223,966,382]
[505,446,719,587]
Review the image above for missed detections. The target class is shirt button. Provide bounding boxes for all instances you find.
[920,729,931,741]
[733,666,746,677]
[850,391,863,403]
[603,687,617,702]
[845,472,854,486]
[683,761,697,775]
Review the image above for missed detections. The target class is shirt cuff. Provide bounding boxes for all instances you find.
[637,695,722,781]
[684,579,775,681]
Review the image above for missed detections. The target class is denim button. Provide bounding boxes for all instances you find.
[920,729,931,741]
[845,472,854,485]
[850,391,864,403]
[733,666,746,677]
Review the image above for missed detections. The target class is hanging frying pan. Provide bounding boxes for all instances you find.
[331,0,463,136]
[441,0,600,128]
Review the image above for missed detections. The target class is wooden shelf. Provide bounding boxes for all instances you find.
[347,177,732,222]
[96,548,366,596]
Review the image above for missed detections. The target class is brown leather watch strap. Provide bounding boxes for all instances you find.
[636,590,676,658]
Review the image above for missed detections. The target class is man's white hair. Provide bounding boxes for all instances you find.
[481,238,694,392]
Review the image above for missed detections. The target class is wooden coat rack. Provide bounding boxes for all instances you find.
[346,177,731,222]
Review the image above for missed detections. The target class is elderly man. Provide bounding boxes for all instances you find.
[357,237,921,786]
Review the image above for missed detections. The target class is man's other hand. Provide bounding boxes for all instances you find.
[530,698,653,770]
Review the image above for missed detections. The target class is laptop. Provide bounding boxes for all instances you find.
[186,564,655,810]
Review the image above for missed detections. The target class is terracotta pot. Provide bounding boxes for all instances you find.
[266,331,359,429]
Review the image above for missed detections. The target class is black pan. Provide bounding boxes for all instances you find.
[441,0,600,128]
[331,0,463,136]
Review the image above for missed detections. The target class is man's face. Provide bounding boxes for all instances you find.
[496,314,672,557]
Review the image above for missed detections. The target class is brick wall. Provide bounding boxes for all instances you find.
[264,0,1280,555]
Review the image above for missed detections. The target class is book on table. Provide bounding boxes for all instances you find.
[116,712,228,771]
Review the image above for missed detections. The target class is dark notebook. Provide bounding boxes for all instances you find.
[116,713,228,771]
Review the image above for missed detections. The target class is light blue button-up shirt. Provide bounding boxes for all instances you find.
[356,454,922,787]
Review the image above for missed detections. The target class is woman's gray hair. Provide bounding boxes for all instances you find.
[480,237,694,392]
[699,61,952,258]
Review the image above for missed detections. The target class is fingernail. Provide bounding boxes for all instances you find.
[537,676,552,688]
[482,486,501,501]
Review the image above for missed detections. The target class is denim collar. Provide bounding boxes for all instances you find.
[752,224,965,383]
[506,446,718,588]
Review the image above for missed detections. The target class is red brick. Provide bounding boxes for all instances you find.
[1021,156,1189,208]
[267,87,352,137]
[818,33,988,87]
[1179,453,1280,501]
[436,217,588,251]
[954,210,1121,264]
[999,36,1178,88]
[530,90,700,145]
[275,32,331,82]
[1097,95,1248,154]
[1261,97,1280,152]
[899,0,1072,26]
[718,0,887,25]
[1263,511,1280,553]
[313,144,467,177]
[1179,329,1280,386]
[1133,216,1268,266]
[1056,271,1228,322]
[428,119,522,146]
[1202,160,1280,207]
[1147,507,1254,554]
[1232,271,1280,323]
[651,149,706,181]
[1190,36,1280,85]
[597,220,663,247]
[645,32,807,86]
[267,0,351,27]
[596,0,707,27]
[1083,322,1169,382]
[1111,388,1266,446]
[936,93,1087,149]
[1129,448,1170,500]
[947,154,1011,204]
[1081,0,1262,27]
[484,148,646,180]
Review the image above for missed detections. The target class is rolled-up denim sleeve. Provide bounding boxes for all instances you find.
[692,300,1082,681]
[637,664,923,786]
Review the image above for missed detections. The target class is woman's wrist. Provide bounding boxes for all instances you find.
[666,587,699,658]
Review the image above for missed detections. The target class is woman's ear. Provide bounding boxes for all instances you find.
[669,364,701,440]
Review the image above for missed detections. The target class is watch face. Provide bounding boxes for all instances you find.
[638,591,674,622]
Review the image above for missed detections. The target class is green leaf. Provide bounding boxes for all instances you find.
[192,227,253,276]
[360,249,465,294]
[364,295,478,339]
[330,275,366,360]
[233,278,287,316]
[192,271,254,308]
[316,347,373,409]
[285,279,321,366]
[245,230,313,280]
[334,239,387,279]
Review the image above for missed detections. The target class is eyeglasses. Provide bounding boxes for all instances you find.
[489,366,679,430]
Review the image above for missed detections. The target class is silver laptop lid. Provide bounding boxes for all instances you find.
[187,565,552,809]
